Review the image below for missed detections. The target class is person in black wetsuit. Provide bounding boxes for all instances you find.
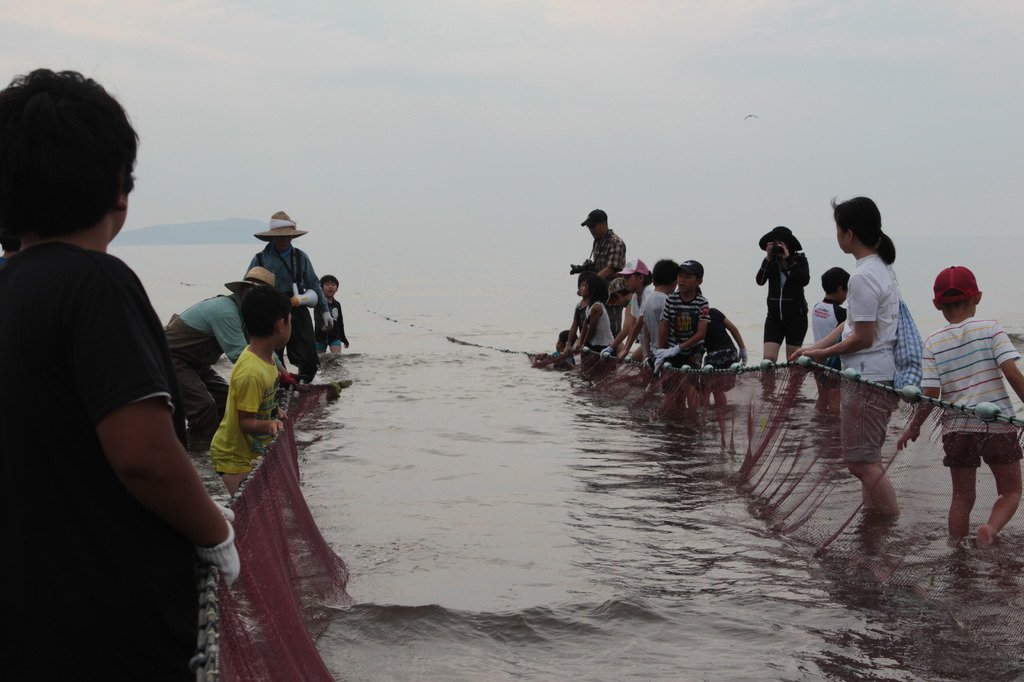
[756,225,810,362]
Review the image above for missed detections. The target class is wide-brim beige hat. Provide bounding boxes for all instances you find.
[254,210,308,241]
[225,266,276,294]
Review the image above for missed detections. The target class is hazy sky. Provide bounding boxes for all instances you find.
[2,1,1022,263]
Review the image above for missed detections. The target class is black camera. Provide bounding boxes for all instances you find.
[770,244,785,257]
[569,259,595,275]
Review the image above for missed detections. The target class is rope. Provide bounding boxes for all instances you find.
[446,336,531,355]
[570,348,1024,426]
[364,307,532,355]
[364,308,438,332]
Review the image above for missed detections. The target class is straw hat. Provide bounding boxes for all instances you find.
[254,210,308,241]
[224,266,276,294]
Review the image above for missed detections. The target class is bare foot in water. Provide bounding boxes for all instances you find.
[976,524,996,548]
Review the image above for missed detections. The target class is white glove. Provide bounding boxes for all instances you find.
[196,522,240,586]
[738,348,748,366]
[653,355,667,375]
[322,311,334,330]
[653,346,682,361]
[600,346,615,357]
[652,345,682,375]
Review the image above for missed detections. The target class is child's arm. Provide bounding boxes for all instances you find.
[572,318,590,352]
[618,316,644,359]
[677,319,708,352]
[657,319,669,349]
[579,303,602,347]
[609,306,635,351]
[567,316,580,347]
[789,322,845,362]
[238,410,284,437]
[896,388,939,450]
[97,397,232,547]
[722,316,747,362]
[334,303,349,346]
[1000,359,1024,404]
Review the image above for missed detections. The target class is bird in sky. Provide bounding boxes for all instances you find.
[744,114,758,120]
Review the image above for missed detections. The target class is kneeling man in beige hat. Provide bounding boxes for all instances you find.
[164,266,276,451]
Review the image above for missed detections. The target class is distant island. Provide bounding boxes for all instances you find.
[116,218,263,245]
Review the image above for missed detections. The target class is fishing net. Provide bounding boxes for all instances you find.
[557,353,1024,655]
[194,384,353,682]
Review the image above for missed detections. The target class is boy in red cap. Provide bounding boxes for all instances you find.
[898,266,1024,546]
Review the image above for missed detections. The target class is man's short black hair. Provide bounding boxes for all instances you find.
[241,286,291,338]
[821,267,850,295]
[652,259,680,286]
[320,274,339,287]
[0,69,138,238]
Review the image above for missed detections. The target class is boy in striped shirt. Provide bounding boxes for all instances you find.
[655,260,710,371]
[898,266,1024,546]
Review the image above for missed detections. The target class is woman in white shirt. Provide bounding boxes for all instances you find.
[792,197,901,517]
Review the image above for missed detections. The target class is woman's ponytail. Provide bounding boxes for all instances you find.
[877,232,896,264]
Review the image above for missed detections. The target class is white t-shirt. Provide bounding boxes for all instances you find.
[629,283,655,320]
[841,254,900,381]
[811,300,845,343]
[587,302,614,347]
[921,317,1020,430]
[640,290,669,354]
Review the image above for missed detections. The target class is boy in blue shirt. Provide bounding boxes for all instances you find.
[316,274,350,353]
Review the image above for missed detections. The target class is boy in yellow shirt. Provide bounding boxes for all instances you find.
[211,285,293,494]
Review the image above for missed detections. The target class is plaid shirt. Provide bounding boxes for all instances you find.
[893,299,923,389]
[592,229,626,274]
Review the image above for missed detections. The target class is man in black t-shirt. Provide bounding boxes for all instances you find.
[0,69,239,680]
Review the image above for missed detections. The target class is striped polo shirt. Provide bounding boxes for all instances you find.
[921,317,1020,429]
[660,292,710,352]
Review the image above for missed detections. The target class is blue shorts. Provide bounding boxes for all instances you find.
[316,340,342,352]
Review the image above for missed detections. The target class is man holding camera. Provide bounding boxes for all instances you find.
[576,209,627,334]
[578,209,626,279]
[756,225,810,363]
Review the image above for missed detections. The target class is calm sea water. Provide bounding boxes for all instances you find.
[114,236,1024,681]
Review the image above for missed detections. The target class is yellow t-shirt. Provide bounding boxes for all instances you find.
[210,348,280,474]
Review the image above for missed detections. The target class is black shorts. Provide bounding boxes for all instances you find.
[763,313,808,346]
[942,431,1024,468]
[704,348,738,369]
[666,352,703,369]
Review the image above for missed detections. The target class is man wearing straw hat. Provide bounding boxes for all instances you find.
[164,266,276,451]
[248,211,330,383]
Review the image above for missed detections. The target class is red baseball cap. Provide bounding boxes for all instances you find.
[933,266,980,303]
